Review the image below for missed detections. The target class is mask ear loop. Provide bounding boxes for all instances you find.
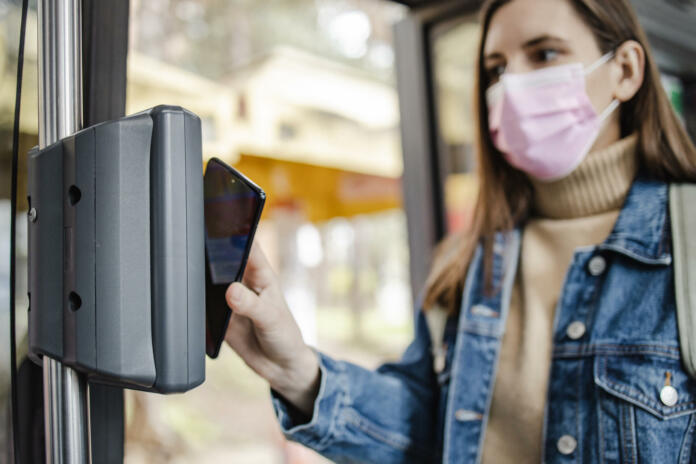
[590,50,620,124]
[598,99,620,123]
[585,50,620,128]
[584,51,616,76]
[585,50,621,124]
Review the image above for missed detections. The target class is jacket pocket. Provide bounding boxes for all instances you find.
[594,354,696,464]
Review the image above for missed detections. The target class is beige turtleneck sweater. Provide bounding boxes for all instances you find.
[480,134,639,463]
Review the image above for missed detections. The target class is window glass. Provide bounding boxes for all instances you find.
[0,0,36,458]
[126,1,411,462]
[431,17,480,233]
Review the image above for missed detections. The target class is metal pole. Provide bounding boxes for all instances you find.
[38,0,90,462]
[38,0,83,147]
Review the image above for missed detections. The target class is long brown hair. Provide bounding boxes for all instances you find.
[423,0,696,314]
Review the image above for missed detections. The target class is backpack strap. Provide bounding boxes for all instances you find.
[670,183,696,379]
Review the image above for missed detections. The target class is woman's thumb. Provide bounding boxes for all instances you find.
[225,282,270,328]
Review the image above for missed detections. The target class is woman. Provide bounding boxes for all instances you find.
[223,0,696,462]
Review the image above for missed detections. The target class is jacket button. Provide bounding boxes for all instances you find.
[660,385,678,407]
[454,409,481,421]
[566,321,586,340]
[557,435,577,455]
[587,256,607,276]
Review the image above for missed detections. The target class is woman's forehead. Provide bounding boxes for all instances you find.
[483,0,590,56]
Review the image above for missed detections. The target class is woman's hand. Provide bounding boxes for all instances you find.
[224,242,320,417]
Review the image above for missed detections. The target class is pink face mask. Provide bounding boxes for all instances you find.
[486,52,619,182]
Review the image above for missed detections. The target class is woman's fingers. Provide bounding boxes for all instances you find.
[226,281,273,329]
[225,313,278,377]
[241,242,276,292]
[224,312,254,355]
[225,313,261,362]
[223,277,315,399]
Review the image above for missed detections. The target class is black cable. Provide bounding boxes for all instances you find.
[10,0,30,462]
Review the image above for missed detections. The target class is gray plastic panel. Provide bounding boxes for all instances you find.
[184,110,205,388]
[63,130,97,369]
[27,105,204,393]
[94,114,156,386]
[149,106,205,392]
[28,143,64,360]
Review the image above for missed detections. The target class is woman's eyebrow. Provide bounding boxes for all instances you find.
[484,34,567,61]
[522,34,568,49]
[483,51,505,62]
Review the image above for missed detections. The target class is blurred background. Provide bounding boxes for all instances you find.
[1,0,695,463]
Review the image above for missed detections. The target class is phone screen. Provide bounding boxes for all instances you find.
[204,158,265,358]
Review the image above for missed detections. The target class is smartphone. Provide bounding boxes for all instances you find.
[204,158,266,358]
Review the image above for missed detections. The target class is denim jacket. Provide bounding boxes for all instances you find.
[272,177,696,463]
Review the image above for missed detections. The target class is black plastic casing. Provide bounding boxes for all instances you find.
[27,105,205,393]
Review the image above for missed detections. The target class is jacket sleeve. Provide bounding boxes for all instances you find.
[270,309,442,464]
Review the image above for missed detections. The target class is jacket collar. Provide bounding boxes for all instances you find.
[496,176,671,288]
[597,175,672,265]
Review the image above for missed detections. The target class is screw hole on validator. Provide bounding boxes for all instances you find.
[68,185,81,205]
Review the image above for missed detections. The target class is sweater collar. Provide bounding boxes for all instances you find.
[497,176,671,286]
[530,134,639,219]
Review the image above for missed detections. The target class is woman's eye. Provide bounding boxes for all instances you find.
[486,64,506,82]
[536,48,560,62]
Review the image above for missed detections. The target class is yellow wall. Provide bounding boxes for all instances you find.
[228,154,403,223]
